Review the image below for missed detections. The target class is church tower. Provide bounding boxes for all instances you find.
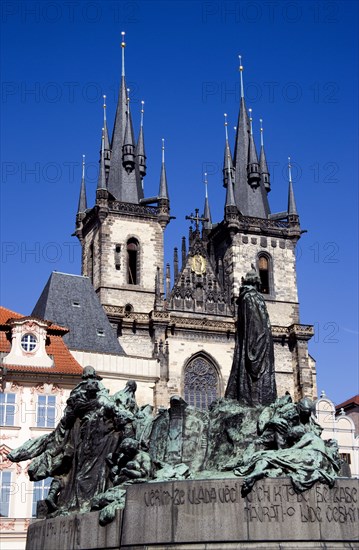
[74,44,316,408]
[75,34,170,335]
[207,58,315,401]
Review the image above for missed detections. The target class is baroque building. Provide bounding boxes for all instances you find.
[73,38,316,409]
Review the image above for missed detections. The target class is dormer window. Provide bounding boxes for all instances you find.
[21,334,37,352]
[3,318,53,368]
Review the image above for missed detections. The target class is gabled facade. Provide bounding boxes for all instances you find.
[0,306,83,550]
[73,41,316,409]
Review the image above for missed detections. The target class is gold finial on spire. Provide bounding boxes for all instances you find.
[121,31,126,77]
[249,108,253,135]
[239,54,244,99]
[140,100,144,127]
[288,156,292,183]
[204,172,208,198]
[162,138,165,163]
[103,94,107,123]
[260,118,264,147]
[224,113,229,141]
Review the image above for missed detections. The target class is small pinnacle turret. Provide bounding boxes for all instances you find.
[102,95,111,178]
[77,155,87,215]
[97,129,107,191]
[157,139,170,228]
[247,109,261,188]
[136,100,147,180]
[223,113,235,188]
[122,89,136,174]
[259,118,271,193]
[158,139,169,200]
[287,157,298,216]
[203,173,212,231]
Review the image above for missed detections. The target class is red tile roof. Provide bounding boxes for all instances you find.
[0,306,83,376]
[336,395,359,410]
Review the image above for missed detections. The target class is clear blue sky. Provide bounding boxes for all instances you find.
[1,1,358,404]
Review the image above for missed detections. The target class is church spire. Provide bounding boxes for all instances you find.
[102,95,111,177]
[158,138,169,199]
[247,108,261,187]
[77,154,87,214]
[232,58,270,218]
[157,139,170,228]
[107,32,143,203]
[122,88,136,173]
[233,55,250,210]
[259,118,271,193]
[287,157,298,215]
[224,118,236,209]
[223,113,234,188]
[203,172,212,230]
[97,129,107,190]
[136,100,147,180]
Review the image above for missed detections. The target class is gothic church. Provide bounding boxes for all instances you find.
[40,37,316,410]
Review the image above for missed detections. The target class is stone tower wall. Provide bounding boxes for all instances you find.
[82,213,164,313]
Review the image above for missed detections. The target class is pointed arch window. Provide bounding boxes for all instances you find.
[257,253,273,295]
[127,238,139,285]
[184,355,219,410]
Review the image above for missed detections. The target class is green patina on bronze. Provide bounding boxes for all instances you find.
[7,267,343,525]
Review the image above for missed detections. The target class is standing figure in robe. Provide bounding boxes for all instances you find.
[225,264,277,406]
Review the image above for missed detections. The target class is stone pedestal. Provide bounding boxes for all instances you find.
[26,478,359,550]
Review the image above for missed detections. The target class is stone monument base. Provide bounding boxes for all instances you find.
[26,478,359,550]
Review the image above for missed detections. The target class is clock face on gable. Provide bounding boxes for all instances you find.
[191,254,206,275]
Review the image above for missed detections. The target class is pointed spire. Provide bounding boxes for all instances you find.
[224,116,236,208]
[287,156,298,215]
[136,100,147,179]
[239,55,244,99]
[77,155,87,214]
[107,33,143,202]
[97,129,107,190]
[259,118,271,192]
[102,94,110,152]
[121,31,126,77]
[158,138,169,199]
[173,247,179,280]
[122,88,136,173]
[181,237,186,269]
[203,172,212,230]
[233,55,250,209]
[166,263,171,298]
[247,108,261,188]
[223,113,234,188]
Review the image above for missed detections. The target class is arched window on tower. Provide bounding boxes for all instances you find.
[258,253,272,295]
[184,355,219,410]
[127,238,139,285]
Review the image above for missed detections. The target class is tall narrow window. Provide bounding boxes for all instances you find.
[0,393,16,426]
[32,477,52,517]
[0,471,11,517]
[88,242,94,281]
[258,254,270,294]
[184,355,219,410]
[37,395,56,428]
[127,238,139,285]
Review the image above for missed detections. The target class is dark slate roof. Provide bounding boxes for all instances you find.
[32,272,125,355]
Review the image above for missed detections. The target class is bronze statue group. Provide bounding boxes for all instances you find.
[8,267,342,524]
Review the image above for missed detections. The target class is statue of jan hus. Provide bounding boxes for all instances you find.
[225,264,277,406]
